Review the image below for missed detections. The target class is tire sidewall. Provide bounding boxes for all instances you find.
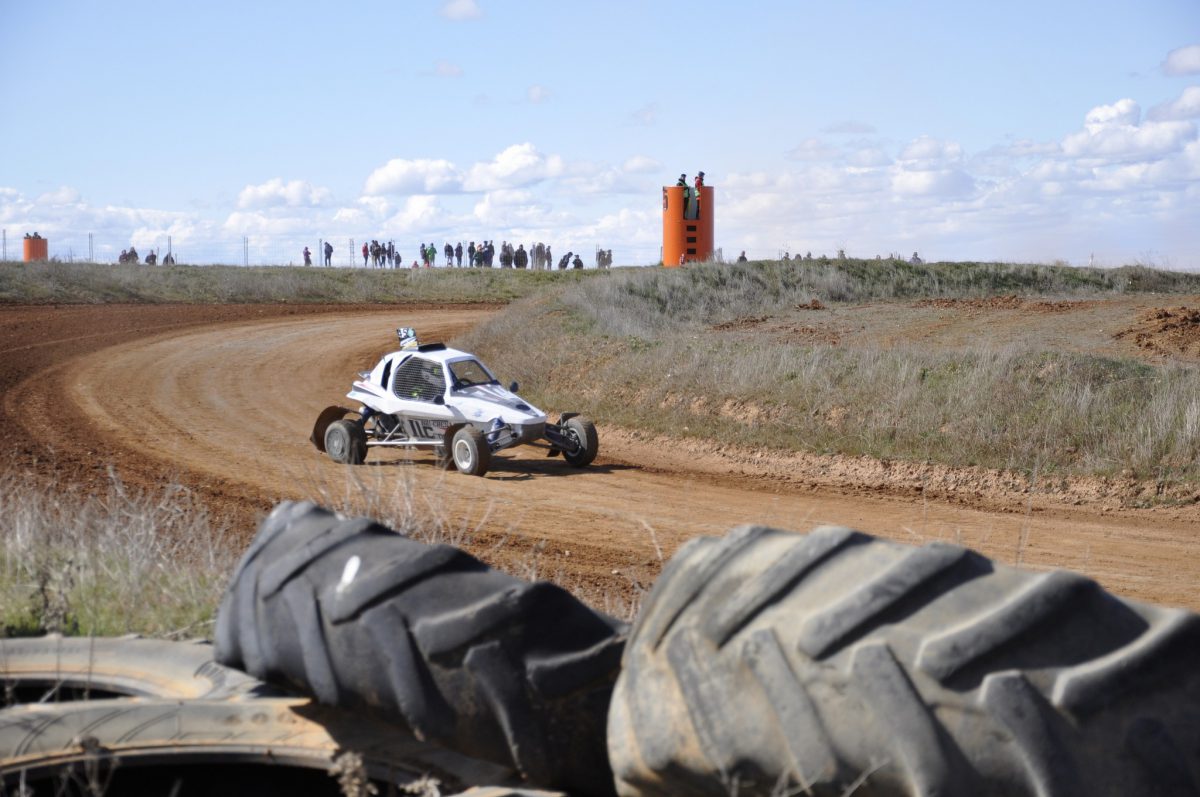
[325,421,351,463]
[453,435,476,472]
[563,417,597,467]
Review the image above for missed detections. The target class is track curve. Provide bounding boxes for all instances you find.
[5,304,1200,610]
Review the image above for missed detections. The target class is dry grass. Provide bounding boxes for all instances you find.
[457,260,1200,484]
[0,461,636,639]
[0,260,600,305]
[0,468,238,638]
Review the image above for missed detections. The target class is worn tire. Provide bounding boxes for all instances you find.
[562,416,598,468]
[608,524,1200,797]
[325,419,367,465]
[215,501,626,796]
[452,425,491,476]
[0,635,276,706]
[0,696,539,792]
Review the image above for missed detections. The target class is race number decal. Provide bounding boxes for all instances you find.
[406,419,449,440]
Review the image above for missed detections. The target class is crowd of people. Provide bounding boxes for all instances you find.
[309,239,614,270]
[116,246,176,264]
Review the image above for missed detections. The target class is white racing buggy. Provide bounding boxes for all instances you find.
[311,327,598,477]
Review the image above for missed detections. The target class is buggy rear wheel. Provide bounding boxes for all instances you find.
[324,419,366,465]
[452,426,491,476]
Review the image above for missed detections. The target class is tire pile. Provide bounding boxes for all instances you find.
[3,502,1198,797]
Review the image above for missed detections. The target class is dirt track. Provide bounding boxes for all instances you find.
[4,303,1200,612]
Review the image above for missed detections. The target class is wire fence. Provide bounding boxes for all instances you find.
[0,229,664,268]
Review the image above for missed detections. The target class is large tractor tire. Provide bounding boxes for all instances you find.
[608,524,1200,797]
[0,635,275,706]
[215,501,626,797]
[0,696,547,794]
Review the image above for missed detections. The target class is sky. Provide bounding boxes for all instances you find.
[1,0,1198,267]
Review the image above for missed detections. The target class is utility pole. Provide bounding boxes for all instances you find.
[167,235,172,258]
[349,239,354,268]
[243,236,249,267]
[2,229,5,261]
[88,233,94,262]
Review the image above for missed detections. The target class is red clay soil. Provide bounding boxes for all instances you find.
[913,296,1098,313]
[1114,306,1200,358]
[4,303,1200,612]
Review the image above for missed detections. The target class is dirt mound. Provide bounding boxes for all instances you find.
[711,315,769,331]
[914,296,1095,313]
[1115,306,1200,357]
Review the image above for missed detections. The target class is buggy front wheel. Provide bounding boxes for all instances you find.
[451,426,491,476]
[324,419,367,465]
[562,416,598,467]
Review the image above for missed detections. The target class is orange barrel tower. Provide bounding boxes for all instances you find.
[23,236,49,262]
[662,184,714,267]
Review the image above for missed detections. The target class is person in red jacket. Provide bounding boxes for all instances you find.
[361,242,369,266]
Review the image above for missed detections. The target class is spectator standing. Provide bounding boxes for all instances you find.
[467,241,476,267]
[303,246,312,266]
[324,241,334,266]
[361,242,369,266]
[544,246,552,270]
[737,251,748,262]
[444,242,453,266]
[514,244,528,269]
[454,242,463,267]
[146,251,158,265]
[572,253,583,269]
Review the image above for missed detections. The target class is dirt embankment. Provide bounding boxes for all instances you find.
[4,301,1200,612]
[1114,306,1200,358]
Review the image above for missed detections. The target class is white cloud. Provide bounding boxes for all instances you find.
[36,186,82,205]
[222,210,314,235]
[1163,44,1200,76]
[891,168,976,197]
[434,60,463,78]
[384,196,447,234]
[786,138,837,161]
[847,146,892,168]
[1147,86,1200,121]
[1062,118,1195,161]
[622,155,662,174]
[464,143,564,191]
[364,158,463,195]
[236,178,331,209]
[1084,98,1140,130]
[440,0,482,21]
[527,84,551,104]
[900,135,963,163]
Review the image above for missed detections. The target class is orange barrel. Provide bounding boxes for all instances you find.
[662,185,714,267]
[23,236,49,262]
